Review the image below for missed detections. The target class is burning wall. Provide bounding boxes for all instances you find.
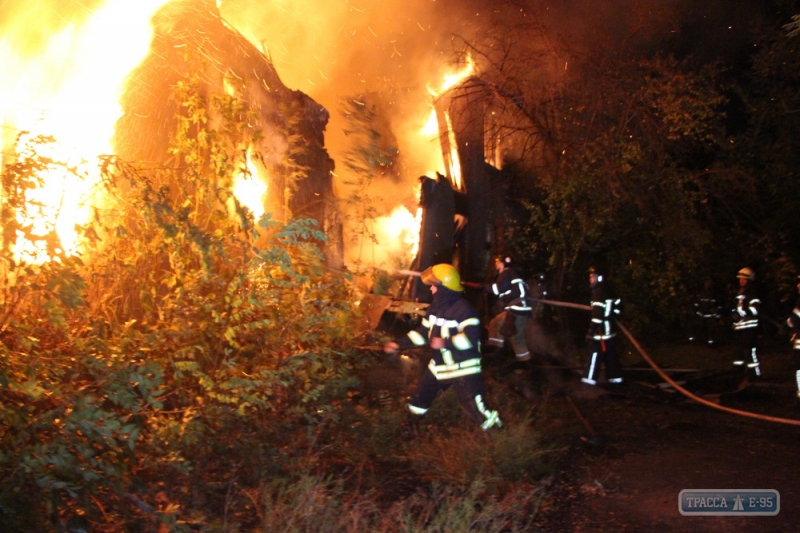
[218,0,487,273]
[1,0,343,267]
[1,0,174,260]
[1,0,507,276]
[114,0,342,266]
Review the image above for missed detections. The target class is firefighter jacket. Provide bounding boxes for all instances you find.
[491,267,533,317]
[787,295,800,350]
[694,294,721,320]
[589,280,621,341]
[732,283,760,331]
[397,286,483,380]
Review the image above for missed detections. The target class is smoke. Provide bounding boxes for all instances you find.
[215,1,473,165]
[2,0,770,269]
[217,0,484,268]
[218,0,467,109]
[214,0,771,270]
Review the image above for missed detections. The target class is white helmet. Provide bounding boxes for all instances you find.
[737,267,754,281]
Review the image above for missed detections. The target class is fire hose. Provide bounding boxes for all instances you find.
[534,297,800,427]
[385,270,800,425]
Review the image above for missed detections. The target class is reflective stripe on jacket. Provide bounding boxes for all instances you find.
[787,296,800,349]
[589,281,620,340]
[399,288,483,380]
[491,267,532,315]
[733,285,760,331]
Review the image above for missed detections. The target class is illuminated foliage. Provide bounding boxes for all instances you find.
[0,75,360,531]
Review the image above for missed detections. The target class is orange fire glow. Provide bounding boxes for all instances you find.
[429,54,475,98]
[419,56,474,190]
[358,56,477,270]
[344,57,476,269]
[1,0,169,261]
[231,149,268,221]
[444,111,463,190]
[364,204,422,267]
[1,0,268,263]
[2,1,473,272]
[420,108,440,138]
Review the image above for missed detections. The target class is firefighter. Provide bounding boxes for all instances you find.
[486,256,533,362]
[530,272,549,321]
[384,263,501,437]
[582,266,623,386]
[731,267,761,377]
[786,275,800,401]
[688,278,722,345]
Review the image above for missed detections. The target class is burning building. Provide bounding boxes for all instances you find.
[404,64,510,304]
[2,0,519,286]
[1,0,342,267]
[115,0,342,266]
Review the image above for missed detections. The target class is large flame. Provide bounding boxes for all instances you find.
[348,204,421,273]
[0,0,269,263]
[428,54,475,98]
[341,56,478,269]
[359,56,477,270]
[444,111,463,190]
[418,56,475,190]
[1,0,169,261]
[372,204,422,262]
[231,148,267,221]
[1,0,473,271]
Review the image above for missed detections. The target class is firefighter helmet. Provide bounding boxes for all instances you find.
[737,267,755,281]
[494,255,513,267]
[588,266,603,284]
[420,263,464,292]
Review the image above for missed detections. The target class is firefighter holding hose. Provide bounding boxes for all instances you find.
[731,267,761,378]
[384,263,502,438]
[582,266,623,386]
[485,255,533,362]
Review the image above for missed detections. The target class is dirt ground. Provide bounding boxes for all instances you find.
[529,341,800,533]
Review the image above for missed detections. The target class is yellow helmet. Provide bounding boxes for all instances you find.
[737,267,754,281]
[420,263,464,292]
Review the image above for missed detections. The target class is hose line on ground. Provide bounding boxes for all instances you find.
[534,298,800,427]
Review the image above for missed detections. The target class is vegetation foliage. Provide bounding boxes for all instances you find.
[0,66,359,529]
[4,3,800,531]
[0,66,551,531]
[455,1,800,337]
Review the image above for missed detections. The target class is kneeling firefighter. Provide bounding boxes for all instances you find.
[384,263,502,437]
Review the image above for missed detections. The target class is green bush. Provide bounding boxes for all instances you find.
[0,80,363,530]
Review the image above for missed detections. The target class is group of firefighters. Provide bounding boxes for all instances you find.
[384,258,800,436]
[688,266,800,397]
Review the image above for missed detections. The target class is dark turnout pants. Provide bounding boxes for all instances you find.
[583,337,622,385]
[732,328,760,377]
[408,367,499,429]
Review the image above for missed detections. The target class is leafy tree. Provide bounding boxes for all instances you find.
[722,9,800,303]
[453,4,729,334]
